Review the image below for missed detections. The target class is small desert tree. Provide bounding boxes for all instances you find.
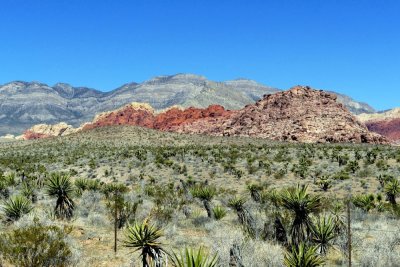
[46,173,75,220]
[123,219,167,267]
[280,184,322,246]
[191,185,216,218]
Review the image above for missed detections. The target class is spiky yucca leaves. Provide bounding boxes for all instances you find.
[123,219,166,267]
[171,247,218,267]
[384,179,400,205]
[211,205,227,220]
[102,182,129,199]
[1,195,32,222]
[190,186,216,218]
[311,216,336,254]
[330,202,345,234]
[46,173,75,220]
[75,178,101,196]
[280,184,322,246]
[284,243,324,267]
[352,194,375,212]
[21,182,37,203]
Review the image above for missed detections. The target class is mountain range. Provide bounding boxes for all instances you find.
[0,73,376,136]
[21,86,386,144]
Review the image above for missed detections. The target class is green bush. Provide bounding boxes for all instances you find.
[0,220,74,267]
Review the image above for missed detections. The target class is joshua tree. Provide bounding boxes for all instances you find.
[384,179,400,205]
[1,195,32,222]
[191,185,216,218]
[123,219,166,267]
[228,196,256,238]
[284,243,324,267]
[171,247,218,267]
[311,216,336,255]
[46,173,75,220]
[280,184,322,246]
[247,184,262,202]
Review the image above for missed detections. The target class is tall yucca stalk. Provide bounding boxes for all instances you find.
[123,219,166,267]
[284,243,324,267]
[171,247,218,267]
[280,184,321,246]
[1,195,32,222]
[46,173,75,220]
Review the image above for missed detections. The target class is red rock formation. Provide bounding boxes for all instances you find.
[176,86,387,144]
[82,103,232,132]
[22,87,388,144]
[154,105,232,131]
[83,104,155,131]
[23,131,51,140]
[365,118,400,142]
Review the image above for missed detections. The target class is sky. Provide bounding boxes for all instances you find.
[0,0,399,111]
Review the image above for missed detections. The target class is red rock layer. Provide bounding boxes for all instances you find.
[24,86,388,144]
[83,106,155,131]
[82,104,232,132]
[365,118,400,142]
[23,131,51,140]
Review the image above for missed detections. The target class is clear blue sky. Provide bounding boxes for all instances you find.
[0,0,399,110]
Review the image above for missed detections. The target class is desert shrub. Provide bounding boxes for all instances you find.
[0,220,74,267]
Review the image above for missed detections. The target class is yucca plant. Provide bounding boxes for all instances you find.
[330,202,345,234]
[311,216,336,254]
[171,247,218,267]
[123,219,166,267]
[384,179,400,205]
[352,194,375,212]
[21,182,37,203]
[46,173,75,220]
[191,186,216,218]
[228,196,256,238]
[280,184,322,246]
[1,195,33,222]
[247,183,262,202]
[284,243,324,267]
[212,205,227,220]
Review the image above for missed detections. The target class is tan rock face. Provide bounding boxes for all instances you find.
[21,86,388,144]
[23,122,78,140]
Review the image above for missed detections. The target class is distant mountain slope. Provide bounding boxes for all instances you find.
[327,91,375,115]
[0,74,374,135]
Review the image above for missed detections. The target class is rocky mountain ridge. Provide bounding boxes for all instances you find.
[19,86,387,144]
[0,74,375,136]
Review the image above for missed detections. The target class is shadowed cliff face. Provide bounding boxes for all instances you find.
[22,86,387,144]
[0,74,375,136]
